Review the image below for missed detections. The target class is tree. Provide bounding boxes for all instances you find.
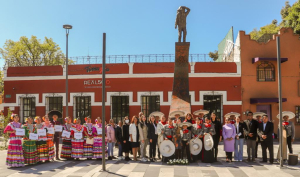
[281,1,292,24]
[249,21,280,41]
[284,0,300,35]
[208,50,219,61]
[0,36,68,66]
[0,70,3,94]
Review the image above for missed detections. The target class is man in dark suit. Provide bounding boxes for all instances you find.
[257,115,274,164]
[50,114,61,160]
[243,111,259,162]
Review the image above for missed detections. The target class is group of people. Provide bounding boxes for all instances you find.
[3,110,296,168]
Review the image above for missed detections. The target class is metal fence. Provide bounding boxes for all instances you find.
[69,54,216,64]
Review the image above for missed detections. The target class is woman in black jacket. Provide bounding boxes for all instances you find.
[115,120,123,160]
[148,115,158,162]
[122,116,132,161]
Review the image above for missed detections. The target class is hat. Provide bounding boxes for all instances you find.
[169,111,185,118]
[159,140,175,157]
[204,134,214,151]
[276,111,295,119]
[149,111,164,118]
[179,122,192,128]
[224,112,240,118]
[189,138,202,155]
[253,112,266,119]
[193,110,209,115]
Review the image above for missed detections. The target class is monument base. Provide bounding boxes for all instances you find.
[169,42,191,116]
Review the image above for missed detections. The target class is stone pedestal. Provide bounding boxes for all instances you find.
[169,42,191,116]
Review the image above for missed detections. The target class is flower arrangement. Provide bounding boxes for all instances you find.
[167,159,189,165]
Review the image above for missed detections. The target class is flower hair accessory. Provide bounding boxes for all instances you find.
[74,118,80,124]
[11,113,18,120]
[25,117,29,122]
[85,116,90,122]
[34,116,39,123]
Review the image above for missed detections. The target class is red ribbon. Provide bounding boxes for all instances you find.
[205,124,211,128]
[258,121,262,123]
[230,121,235,124]
[283,122,289,126]
[183,129,189,134]
[169,125,174,129]
[167,135,172,138]
[197,125,202,129]
[161,121,167,125]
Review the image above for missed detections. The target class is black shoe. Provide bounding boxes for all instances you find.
[112,156,117,159]
[145,156,148,158]
[252,158,255,162]
[158,156,161,160]
[246,158,251,162]
[108,156,112,160]
[259,161,267,163]
[150,158,154,162]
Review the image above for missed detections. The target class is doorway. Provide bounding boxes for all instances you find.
[203,95,222,123]
[256,105,272,121]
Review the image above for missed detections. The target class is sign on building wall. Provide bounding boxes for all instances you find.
[83,80,110,89]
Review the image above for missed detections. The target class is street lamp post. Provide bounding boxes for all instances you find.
[63,24,72,117]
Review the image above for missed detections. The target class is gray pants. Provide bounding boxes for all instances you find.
[140,139,148,158]
[247,139,256,159]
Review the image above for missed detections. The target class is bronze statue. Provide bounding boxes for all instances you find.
[175,6,190,42]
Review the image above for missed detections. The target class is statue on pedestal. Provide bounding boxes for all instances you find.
[175,6,190,42]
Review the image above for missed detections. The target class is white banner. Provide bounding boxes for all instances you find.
[97,128,102,135]
[62,130,71,138]
[15,128,25,136]
[47,127,54,134]
[37,129,46,136]
[74,133,83,140]
[29,133,38,140]
[54,125,63,132]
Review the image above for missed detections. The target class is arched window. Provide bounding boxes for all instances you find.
[257,61,275,81]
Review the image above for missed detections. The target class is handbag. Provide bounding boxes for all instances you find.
[86,138,94,144]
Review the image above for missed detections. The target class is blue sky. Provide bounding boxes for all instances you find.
[0,0,297,67]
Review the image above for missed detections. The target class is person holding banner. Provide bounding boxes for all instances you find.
[4,113,25,167]
[50,114,62,160]
[83,117,94,159]
[92,117,107,160]
[22,117,39,165]
[35,116,49,162]
[71,118,84,160]
[61,117,73,160]
[43,116,55,161]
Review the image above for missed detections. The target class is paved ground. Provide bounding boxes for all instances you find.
[0,142,300,177]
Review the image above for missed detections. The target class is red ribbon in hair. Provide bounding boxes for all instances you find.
[197,125,202,129]
[183,129,189,134]
[205,123,211,128]
[283,122,289,126]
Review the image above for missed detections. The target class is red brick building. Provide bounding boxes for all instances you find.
[3,61,241,123]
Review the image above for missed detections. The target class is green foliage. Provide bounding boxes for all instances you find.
[0,109,12,149]
[0,36,72,66]
[281,1,292,23]
[250,22,280,41]
[208,50,219,61]
[284,0,300,35]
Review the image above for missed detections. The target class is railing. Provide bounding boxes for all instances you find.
[3,54,237,67]
[69,54,215,64]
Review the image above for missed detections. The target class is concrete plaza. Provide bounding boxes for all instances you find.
[0,142,299,177]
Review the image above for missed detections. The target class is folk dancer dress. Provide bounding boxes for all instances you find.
[22,123,38,165]
[71,124,84,158]
[61,123,73,159]
[83,123,94,159]
[192,123,203,161]
[92,123,108,159]
[222,123,236,161]
[202,123,216,163]
[35,123,49,161]
[4,122,25,167]
[43,122,55,161]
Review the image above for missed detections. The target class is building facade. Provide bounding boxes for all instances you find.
[3,62,242,124]
[238,28,300,138]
